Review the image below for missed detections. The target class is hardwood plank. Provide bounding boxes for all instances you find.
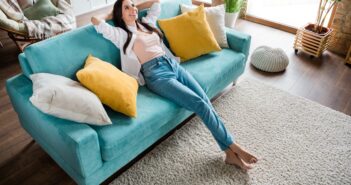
[20,157,65,185]
[288,67,317,99]
[337,66,351,91]
[0,127,30,155]
[0,107,20,138]
[343,98,351,115]
[0,137,33,168]
[0,141,39,182]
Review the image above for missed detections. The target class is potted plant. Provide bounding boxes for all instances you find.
[294,0,341,58]
[224,0,243,28]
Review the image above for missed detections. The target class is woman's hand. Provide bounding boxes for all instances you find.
[91,16,100,25]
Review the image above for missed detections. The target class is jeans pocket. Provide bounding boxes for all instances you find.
[142,62,158,73]
[168,58,178,72]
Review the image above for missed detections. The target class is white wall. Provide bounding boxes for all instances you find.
[71,0,147,16]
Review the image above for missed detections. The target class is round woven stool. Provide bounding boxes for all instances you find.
[250,46,289,72]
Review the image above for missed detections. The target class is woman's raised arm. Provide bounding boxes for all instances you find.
[91,11,121,49]
[91,12,113,25]
[140,0,161,27]
[136,0,160,10]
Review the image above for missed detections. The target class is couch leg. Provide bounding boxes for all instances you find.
[233,80,237,86]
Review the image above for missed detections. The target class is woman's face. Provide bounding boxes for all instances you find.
[122,0,138,25]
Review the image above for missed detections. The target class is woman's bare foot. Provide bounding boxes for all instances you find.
[224,149,253,171]
[229,143,258,164]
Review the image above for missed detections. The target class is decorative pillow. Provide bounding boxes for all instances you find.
[158,4,221,62]
[76,55,139,117]
[180,4,228,48]
[23,0,60,20]
[29,73,112,126]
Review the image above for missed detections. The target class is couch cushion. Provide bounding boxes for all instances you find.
[158,0,190,20]
[92,48,245,161]
[23,25,120,80]
[91,87,185,161]
[182,48,246,98]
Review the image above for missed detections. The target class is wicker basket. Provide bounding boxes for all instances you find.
[294,23,333,58]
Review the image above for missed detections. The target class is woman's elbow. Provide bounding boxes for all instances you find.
[91,17,100,25]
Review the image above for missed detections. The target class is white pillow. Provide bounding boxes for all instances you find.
[180,4,228,48]
[29,73,112,126]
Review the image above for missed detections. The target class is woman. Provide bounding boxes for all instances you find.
[91,0,257,170]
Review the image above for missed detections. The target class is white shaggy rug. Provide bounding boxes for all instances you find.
[110,79,351,185]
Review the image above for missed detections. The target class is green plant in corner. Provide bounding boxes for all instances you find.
[313,0,341,33]
[293,0,341,58]
[224,0,244,13]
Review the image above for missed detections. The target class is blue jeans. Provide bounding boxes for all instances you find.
[141,55,234,151]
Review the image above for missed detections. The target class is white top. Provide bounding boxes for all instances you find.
[133,31,165,64]
[93,3,180,85]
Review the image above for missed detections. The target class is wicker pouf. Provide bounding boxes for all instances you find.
[250,46,289,72]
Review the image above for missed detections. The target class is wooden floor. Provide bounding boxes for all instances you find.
[235,19,351,115]
[0,11,350,185]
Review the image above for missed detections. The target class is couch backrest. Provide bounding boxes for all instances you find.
[20,0,191,80]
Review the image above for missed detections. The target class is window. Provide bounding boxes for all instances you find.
[246,0,332,29]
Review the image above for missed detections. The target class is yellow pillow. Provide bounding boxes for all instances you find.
[76,55,138,117]
[158,4,221,62]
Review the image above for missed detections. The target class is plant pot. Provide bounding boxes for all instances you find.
[294,23,333,58]
[225,12,239,28]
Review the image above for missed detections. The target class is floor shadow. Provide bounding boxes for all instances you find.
[249,63,286,77]
[0,139,36,169]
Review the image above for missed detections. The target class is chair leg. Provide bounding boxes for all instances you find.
[14,40,24,52]
[8,33,22,52]
[8,33,29,52]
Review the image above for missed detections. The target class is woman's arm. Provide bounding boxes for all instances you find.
[136,0,160,10]
[91,12,113,25]
[91,0,160,25]
[140,0,161,27]
[91,12,120,49]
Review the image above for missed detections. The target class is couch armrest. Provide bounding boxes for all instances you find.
[225,27,251,62]
[6,74,103,178]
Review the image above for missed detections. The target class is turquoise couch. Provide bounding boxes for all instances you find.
[5,0,251,184]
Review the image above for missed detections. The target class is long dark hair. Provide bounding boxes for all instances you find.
[112,0,163,54]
